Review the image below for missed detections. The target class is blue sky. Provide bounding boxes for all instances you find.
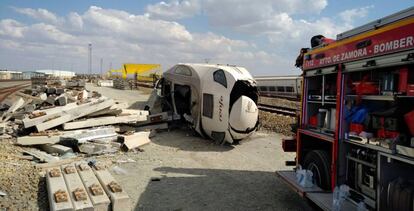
[0,1,412,76]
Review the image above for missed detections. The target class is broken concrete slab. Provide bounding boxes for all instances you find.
[120,109,149,116]
[61,164,94,211]
[63,112,147,130]
[87,101,128,117]
[47,87,56,95]
[55,88,64,95]
[56,96,67,106]
[23,102,78,128]
[93,165,131,211]
[40,144,73,155]
[39,93,48,101]
[23,149,59,163]
[17,135,60,146]
[61,126,117,144]
[75,162,111,211]
[78,143,119,155]
[46,167,74,211]
[36,114,72,132]
[46,96,56,105]
[36,98,114,131]
[24,104,36,113]
[120,131,151,151]
[15,92,43,105]
[2,97,24,116]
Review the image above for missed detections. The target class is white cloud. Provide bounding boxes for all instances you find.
[68,12,83,29]
[0,19,26,38]
[0,3,372,76]
[202,0,327,27]
[146,0,201,20]
[12,7,59,23]
[1,6,273,75]
[339,6,373,24]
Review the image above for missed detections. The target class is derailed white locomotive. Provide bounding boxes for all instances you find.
[147,63,259,144]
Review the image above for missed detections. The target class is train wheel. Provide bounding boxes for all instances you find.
[303,150,331,190]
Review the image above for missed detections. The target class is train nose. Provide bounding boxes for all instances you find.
[229,95,259,137]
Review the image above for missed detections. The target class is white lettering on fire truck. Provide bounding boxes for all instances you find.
[374,36,413,53]
[341,48,367,61]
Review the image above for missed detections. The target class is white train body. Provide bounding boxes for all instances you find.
[150,63,259,144]
[255,75,302,99]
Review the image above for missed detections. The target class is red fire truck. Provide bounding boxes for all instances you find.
[277,7,414,211]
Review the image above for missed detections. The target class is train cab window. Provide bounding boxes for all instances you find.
[277,86,285,92]
[174,65,192,76]
[213,69,227,88]
[286,86,294,92]
[203,93,214,118]
[269,86,276,91]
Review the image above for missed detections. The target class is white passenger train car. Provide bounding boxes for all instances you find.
[255,75,302,99]
[149,63,259,144]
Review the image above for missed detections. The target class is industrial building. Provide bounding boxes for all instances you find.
[35,69,76,79]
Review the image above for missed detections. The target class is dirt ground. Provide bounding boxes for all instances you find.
[86,84,311,210]
[111,129,311,211]
[0,83,312,211]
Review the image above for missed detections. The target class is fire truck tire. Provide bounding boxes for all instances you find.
[303,150,331,190]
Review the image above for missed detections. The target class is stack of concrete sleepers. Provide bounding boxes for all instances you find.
[46,161,130,211]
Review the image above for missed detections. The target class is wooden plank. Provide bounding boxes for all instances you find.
[61,164,94,211]
[46,167,73,211]
[36,99,114,131]
[120,131,151,151]
[75,161,110,211]
[16,135,60,146]
[63,113,147,130]
[93,165,131,211]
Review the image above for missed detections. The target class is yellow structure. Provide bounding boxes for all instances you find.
[108,64,161,82]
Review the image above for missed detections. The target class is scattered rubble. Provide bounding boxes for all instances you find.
[0,79,166,210]
[259,111,296,136]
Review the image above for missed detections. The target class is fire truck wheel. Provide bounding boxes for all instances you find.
[303,150,331,190]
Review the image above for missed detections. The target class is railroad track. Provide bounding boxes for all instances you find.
[0,83,31,103]
[257,103,298,117]
[259,94,300,101]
